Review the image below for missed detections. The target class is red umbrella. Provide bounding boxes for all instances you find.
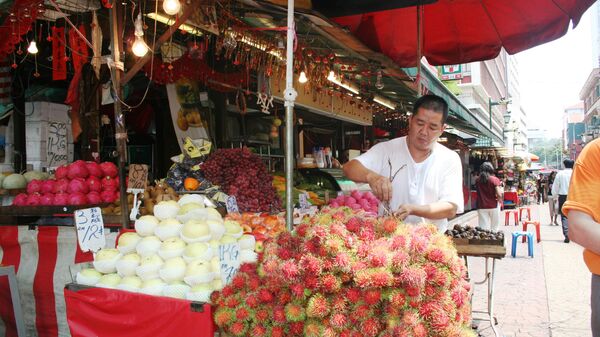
[323,0,595,67]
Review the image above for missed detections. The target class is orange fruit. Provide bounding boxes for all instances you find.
[184,177,200,191]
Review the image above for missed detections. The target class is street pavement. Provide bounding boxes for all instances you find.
[456,203,592,337]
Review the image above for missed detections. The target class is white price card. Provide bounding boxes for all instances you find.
[74,207,106,253]
[226,195,239,214]
[299,192,310,210]
[219,243,240,285]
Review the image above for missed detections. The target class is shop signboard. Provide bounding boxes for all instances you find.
[441,65,462,80]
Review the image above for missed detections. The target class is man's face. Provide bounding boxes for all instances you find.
[408,108,446,152]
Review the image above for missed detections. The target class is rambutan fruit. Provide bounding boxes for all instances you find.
[381,217,398,234]
[304,320,324,337]
[281,260,300,279]
[271,326,285,337]
[229,321,247,336]
[285,302,306,322]
[345,288,362,302]
[255,308,270,321]
[329,313,348,330]
[250,324,268,337]
[258,289,274,303]
[399,266,427,289]
[235,306,251,321]
[345,217,362,233]
[299,254,323,274]
[363,288,382,305]
[306,293,330,318]
[290,321,304,335]
[273,305,287,323]
[320,273,342,293]
[213,308,234,327]
[361,317,382,337]
[231,274,247,289]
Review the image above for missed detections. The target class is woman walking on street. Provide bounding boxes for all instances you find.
[548,171,559,225]
[475,162,504,231]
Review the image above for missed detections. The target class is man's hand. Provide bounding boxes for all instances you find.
[366,172,392,202]
[394,204,413,220]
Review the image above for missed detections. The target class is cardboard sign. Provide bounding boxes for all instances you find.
[74,207,105,253]
[183,137,212,159]
[47,121,69,168]
[127,164,149,192]
[219,243,240,285]
[226,195,239,213]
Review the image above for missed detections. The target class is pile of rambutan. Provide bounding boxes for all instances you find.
[212,207,475,337]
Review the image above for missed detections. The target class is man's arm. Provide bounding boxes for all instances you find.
[495,185,504,203]
[551,173,560,196]
[395,201,457,221]
[569,210,600,255]
[343,159,391,201]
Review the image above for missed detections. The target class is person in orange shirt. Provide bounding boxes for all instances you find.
[563,138,600,336]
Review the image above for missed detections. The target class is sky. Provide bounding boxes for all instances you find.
[517,4,595,138]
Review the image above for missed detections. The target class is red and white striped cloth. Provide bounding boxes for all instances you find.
[0,226,117,337]
[0,57,10,105]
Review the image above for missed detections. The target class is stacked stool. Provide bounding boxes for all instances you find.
[511,231,534,257]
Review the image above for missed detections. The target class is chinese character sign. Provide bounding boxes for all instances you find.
[74,207,106,252]
[219,243,240,285]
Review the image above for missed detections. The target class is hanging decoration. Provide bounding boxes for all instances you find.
[52,26,67,80]
[144,52,248,92]
[68,25,90,73]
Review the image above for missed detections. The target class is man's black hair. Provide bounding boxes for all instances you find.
[563,159,574,169]
[412,94,449,124]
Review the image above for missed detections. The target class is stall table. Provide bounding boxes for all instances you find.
[454,241,506,337]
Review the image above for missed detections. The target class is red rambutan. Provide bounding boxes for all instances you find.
[361,317,381,337]
[250,324,268,337]
[345,288,362,302]
[306,293,330,318]
[320,273,342,293]
[285,302,306,322]
[363,288,382,305]
[255,308,270,321]
[271,326,285,337]
[229,321,247,336]
[273,306,287,323]
[300,254,323,274]
[303,320,324,337]
[258,289,274,303]
[329,313,348,330]
[213,308,234,327]
[345,217,362,233]
[235,306,251,321]
[290,321,304,335]
[281,260,300,279]
[427,247,447,263]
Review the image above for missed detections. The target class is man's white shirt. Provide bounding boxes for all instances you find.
[551,168,573,196]
[355,136,464,232]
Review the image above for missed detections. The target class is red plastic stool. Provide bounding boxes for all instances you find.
[522,220,541,243]
[519,207,532,221]
[504,210,519,226]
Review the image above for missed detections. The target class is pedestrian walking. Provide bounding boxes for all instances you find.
[552,159,575,243]
[547,171,559,225]
[475,162,503,231]
[562,138,600,336]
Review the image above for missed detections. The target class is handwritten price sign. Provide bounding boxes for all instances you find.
[74,207,106,253]
[219,243,240,285]
[225,195,239,214]
[127,164,149,193]
[47,121,68,168]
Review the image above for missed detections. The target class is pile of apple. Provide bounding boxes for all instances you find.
[13,160,120,206]
[76,194,258,302]
[328,190,380,214]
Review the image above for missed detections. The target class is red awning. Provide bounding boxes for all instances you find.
[329,0,595,67]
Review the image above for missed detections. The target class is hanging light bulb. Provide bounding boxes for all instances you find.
[327,70,336,81]
[163,0,181,15]
[27,41,38,54]
[298,71,308,84]
[132,13,148,57]
[132,36,149,57]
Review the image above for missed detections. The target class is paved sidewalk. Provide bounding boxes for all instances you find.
[459,203,592,337]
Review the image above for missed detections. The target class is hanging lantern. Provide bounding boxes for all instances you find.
[163,0,181,16]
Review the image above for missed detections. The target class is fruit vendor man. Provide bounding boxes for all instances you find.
[343,94,464,232]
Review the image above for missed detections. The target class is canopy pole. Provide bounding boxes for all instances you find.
[284,0,297,231]
[416,3,423,95]
[109,1,130,228]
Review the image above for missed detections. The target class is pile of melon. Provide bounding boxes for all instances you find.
[76,194,257,302]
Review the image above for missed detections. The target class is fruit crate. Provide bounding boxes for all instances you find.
[452,236,505,246]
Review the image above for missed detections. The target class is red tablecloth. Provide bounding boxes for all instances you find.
[64,286,214,337]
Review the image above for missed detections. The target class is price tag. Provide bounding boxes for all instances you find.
[299,192,310,210]
[219,243,240,285]
[183,137,212,159]
[127,164,148,193]
[74,207,105,253]
[226,195,239,213]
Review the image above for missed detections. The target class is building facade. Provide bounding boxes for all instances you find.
[563,103,585,159]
